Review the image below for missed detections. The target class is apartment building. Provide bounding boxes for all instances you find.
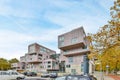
[25,43,59,72]
[12,43,59,72]
[58,27,91,74]
[11,62,25,71]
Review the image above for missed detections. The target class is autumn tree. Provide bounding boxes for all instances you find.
[0,58,10,70]
[9,58,19,69]
[89,0,120,72]
[9,58,19,64]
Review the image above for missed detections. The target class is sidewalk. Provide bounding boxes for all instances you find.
[108,74,120,80]
[93,72,114,80]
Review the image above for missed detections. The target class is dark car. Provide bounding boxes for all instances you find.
[23,72,37,76]
[55,74,97,80]
[49,73,58,78]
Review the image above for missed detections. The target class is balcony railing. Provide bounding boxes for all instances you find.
[63,49,90,56]
[27,55,42,63]
[59,41,86,50]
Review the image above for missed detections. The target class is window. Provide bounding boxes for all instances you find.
[29,46,35,53]
[46,56,48,58]
[56,62,58,64]
[0,72,9,75]
[43,48,46,52]
[71,37,78,44]
[63,50,68,54]
[48,65,51,68]
[47,50,50,53]
[81,62,84,72]
[82,46,87,49]
[40,47,46,53]
[38,54,42,56]
[59,41,64,46]
[59,36,64,41]
[52,61,56,67]
[48,61,51,64]
[68,57,73,63]
[30,58,32,60]
[59,36,64,46]
[11,72,18,75]
[71,69,76,75]
[66,65,71,68]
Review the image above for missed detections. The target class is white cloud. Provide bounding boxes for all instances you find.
[0,29,61,59]
[0,0,114,60]
[97,0,114,10]
[0,0,35,18]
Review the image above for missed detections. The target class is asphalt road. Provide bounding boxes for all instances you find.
[22,76,55,80]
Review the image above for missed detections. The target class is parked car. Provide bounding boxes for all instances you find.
[55,76,66,80]
[41,72,49,77]
[55,74,97,80]
[49,72,58,78]
[0,70,25,80]
[23,71,37,76]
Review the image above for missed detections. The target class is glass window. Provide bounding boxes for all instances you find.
[60,41,64,46]
[67,76,78,80]
[47,50,50,53]
[43,48,46,52]
[68,57,73,63]
[40,47,47,53]
[48,61,51,64]
[66,65,71,68]
[71,69,76,75]
[71,37,78,44]
[81,62,84,72]
[79,77,88,80]
[48,65,51,68]
[29,46,35,53]
[59,36,64,41]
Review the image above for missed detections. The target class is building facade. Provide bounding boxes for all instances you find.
[25,43,59,72]
[12,43,59,72]
[11,27,93,74]
[58,27,91,74]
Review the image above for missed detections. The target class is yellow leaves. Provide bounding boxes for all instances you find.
[99,45,120,71]
[88,0,120,71]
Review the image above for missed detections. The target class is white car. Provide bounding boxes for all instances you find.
[0,71,25,80]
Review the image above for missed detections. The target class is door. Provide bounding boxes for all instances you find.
[71,69,76,75]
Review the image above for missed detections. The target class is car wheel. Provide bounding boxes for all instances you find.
[17,77,21,80]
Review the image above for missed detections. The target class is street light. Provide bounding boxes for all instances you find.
[106,65,109,75]
[95,60,104,80]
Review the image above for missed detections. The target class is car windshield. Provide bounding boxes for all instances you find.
[50,73,56,75]
[66,76,90,80]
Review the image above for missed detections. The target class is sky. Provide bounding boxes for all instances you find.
[0,0,113,60]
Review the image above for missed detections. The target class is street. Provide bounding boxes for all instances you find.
[23,76,55,80]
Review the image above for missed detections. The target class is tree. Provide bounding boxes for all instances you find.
[110,0,120,41]
[0,58,10,70]
[9,58,19,64]
[88,0,120,72]
[9,58,19,69]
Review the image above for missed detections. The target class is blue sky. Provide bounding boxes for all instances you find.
[0,0,113,60]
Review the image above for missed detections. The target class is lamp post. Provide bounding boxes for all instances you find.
[95,60,104,80]
[100,60,104,80]
[106,65,109,75]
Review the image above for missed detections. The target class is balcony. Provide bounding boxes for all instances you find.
[20,56,26,62]
[59,41,85,50]
[27,55,42,63]
[63,49,90,56]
